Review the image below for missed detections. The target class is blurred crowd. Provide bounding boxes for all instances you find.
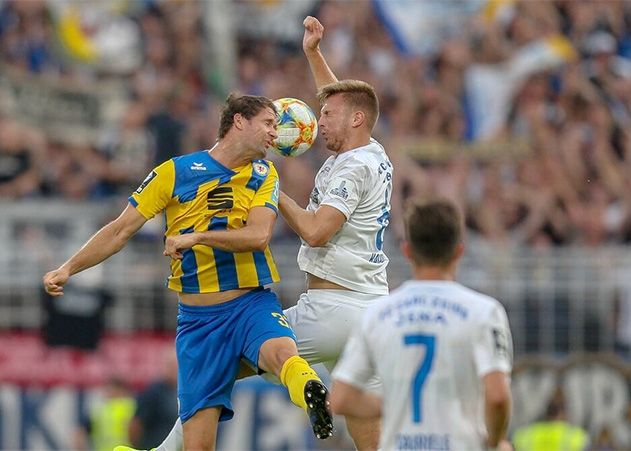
[1,0,631,247]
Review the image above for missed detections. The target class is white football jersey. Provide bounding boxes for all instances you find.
[297,138,392,295]
[333,280,513,451]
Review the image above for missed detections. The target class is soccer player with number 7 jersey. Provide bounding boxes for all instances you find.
[331,200,514,451]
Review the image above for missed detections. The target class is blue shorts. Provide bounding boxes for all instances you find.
[176,287,296,423]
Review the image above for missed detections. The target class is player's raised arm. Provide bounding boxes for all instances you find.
[303,16,338,90]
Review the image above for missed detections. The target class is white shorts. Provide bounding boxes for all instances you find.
[283,289,382,391]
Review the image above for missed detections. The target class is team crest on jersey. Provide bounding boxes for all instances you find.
[329,180,349,200]
[135,171,157,194]
[252,162,269,176]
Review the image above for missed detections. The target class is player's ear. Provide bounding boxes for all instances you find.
[400,240,413,260]
[452,242,465,261]
[351,110,365,128]
[233,113,245,130]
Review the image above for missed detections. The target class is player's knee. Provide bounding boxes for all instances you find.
[275,343,298,365]
[259,337,298,375]
[328,388,348,415]
[328,395,343,415]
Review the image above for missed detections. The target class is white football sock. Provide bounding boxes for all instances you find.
[154,417,183,451]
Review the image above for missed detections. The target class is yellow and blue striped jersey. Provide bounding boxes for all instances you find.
[129,150,280,293]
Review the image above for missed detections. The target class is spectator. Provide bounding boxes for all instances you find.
[513,388,590,451]
[75,377,136,451]
[0,119,44,198]
[1,0,630,246]
[97,102,155,196]
[128,349,178,450]
[41,267,112,351]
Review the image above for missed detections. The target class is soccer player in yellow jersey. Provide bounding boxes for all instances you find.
[43,94,333,451]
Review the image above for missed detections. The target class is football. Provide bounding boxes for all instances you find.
[269,98,318,157]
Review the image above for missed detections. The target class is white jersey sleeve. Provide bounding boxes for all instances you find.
[473,302,513,376]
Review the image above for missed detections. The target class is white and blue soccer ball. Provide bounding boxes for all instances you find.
[269,98,318,157]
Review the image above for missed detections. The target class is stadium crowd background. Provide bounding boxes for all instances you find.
[1,0,631,450]
[2,0,631,247]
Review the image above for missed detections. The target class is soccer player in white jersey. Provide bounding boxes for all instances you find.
[330,199,514,451]
[276,15,392,450]
[148,15,391,451]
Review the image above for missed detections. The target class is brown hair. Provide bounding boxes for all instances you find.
[218,93,276,139]
[404,199,462,267]
[317,80,379,131]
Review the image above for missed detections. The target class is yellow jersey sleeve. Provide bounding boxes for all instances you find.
[251,161,279,213]
[128,160,175,219]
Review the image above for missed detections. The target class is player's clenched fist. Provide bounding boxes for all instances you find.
[164,234,196,260]
[303,16,324,53]
[43,268,70,296]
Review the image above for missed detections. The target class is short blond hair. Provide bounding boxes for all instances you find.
[317,80,379,131]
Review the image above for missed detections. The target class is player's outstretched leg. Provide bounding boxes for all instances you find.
[279,355,334,439]
[257,320,333,440]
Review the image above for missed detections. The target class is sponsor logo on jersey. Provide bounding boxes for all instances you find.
[369,252,386,263]
[191,162,207,171]
[252,162,269,176]
[329,180,348,200]
[310,187,320,205]
[135,170,157,194]
[207,186,233,210]
[271,180,279,203]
